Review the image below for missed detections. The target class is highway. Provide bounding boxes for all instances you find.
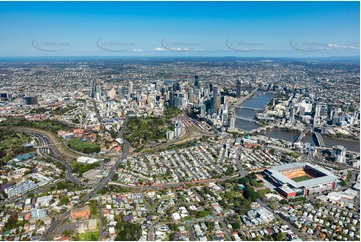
[42,119,130,240]
[79,140,129,203]
[29,132,83,186]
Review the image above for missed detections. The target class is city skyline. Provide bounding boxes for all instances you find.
[0,1,359,57]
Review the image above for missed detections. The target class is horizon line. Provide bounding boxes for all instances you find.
[0,55,359,59]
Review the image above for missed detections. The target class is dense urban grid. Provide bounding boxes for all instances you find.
[0,57,360,241]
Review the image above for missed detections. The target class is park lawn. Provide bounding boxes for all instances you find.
[28,120,68,132]
[91,212,99,220]
[79,231,99,241]
[66,138,100,154]
[0,131,32,163]
[291,175,312,182]
[0,133,29,149]
[0,137,21,149]
[125,117,173,146]
[148,199,160,212]
[17,133,30,142]
[89,202,99,220]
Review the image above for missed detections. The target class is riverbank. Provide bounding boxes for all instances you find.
[264,128,360,153]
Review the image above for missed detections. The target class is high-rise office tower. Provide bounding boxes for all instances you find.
[154,81,161,92]
[149,83,156,92]
[161,87,166,96]
[315,104,322,118]
[194,75,200,89]
[213,85,219,114]
[119,86,127,98]
[188,88,194,102]
[334,145,346,163]
[128,81,133,96]
[176,82,181,91]
[236,79,242,98]
[221,95,226,105]
[230,117,236,129]
[209,83,213,92]
[91,79,97,98]
[175,120,183,137]
[200,104,206,117]
[169,91,175,106]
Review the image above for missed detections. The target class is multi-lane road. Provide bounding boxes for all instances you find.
[42,122,130,240]
[1,119,131,240]
[27,132,83,186]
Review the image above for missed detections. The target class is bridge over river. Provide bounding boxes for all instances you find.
[234,115,257,123]
[313,132,325,147]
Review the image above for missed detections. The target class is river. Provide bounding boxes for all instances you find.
[235,91,274,131]
[235,90,360,152]
[262,130,360,153]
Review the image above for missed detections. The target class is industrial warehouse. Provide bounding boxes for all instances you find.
[264,163,340,198]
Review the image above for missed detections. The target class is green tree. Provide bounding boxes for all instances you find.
[275,232,286,241]
[62,230,73,237]
[244,185,260,202]
[232,222,241,230]
[59,196,70,206]
[112,173,119,181]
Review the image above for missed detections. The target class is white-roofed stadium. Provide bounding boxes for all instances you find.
[264,162,339,198]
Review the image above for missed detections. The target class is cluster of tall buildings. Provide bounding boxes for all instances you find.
[284,91,360,131]
[90,76,242,128]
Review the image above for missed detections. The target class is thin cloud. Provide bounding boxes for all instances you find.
[326,43,359,49]
[154,47,168,51]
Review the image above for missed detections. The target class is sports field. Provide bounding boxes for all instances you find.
[291,175,312,182]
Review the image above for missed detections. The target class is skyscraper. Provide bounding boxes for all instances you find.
[91,79,97,98]
[221,95,226,105]
[175,120,183,137]
[315,104,321,118]
[128,81,133,97]
[334,145,346,163]
[169,91,175,106]
[230,117,236,129]
[236,79,242,98]
[194,75,200,89]
[188,88,194,102]
[213,85,219,114]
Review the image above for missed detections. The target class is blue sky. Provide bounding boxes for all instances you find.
[0,1,359,57]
